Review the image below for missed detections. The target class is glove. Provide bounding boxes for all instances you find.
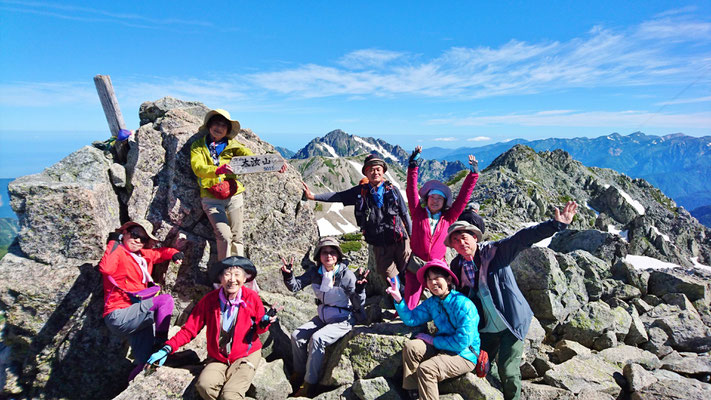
[147,345,172,367]
[259,307,279,329]
[172,252,184,262]
[408,149,421,168]
[281,263,294,279]
[469,159,479,174]
[415,333,434,345]
[215,164,231,175]
[355,267,369,293]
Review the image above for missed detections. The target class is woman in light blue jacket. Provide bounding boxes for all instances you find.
[387,259,480,400]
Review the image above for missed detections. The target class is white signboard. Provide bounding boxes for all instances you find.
[229,154,285,174]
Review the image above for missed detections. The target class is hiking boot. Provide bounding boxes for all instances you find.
[288,371,305,390]
[292,382,317,398]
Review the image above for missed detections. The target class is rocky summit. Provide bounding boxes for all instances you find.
[2,97,711,400]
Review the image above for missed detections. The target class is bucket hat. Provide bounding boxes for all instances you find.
[361,154,388,175]
[416,259,460,287]
[444,220,484,247]
[115,219,158,241]
[313,237,344,262]
[209,256,257,284]
[199,109,241,139]
[419,180,453,208]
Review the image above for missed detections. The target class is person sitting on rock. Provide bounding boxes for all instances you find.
[146,256,276,400]
[280,237,368,397]
[190,108,286,292]
[302,154,412,291]
[99,219,184,381]
[445,201,578,400]
[404,145,479,309]
[386,259,481,400]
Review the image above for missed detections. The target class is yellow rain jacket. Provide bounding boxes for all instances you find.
[190,136,254,198]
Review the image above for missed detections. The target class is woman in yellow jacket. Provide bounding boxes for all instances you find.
[190,109,285,267]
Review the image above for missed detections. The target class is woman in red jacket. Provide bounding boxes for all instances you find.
[404,146,479,309]
[147,256,277,400]
[99,219,183,381]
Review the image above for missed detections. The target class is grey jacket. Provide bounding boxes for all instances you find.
[450,219,567,341]
[283,263,366,324]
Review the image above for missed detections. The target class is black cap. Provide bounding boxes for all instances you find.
[208,256,257,284]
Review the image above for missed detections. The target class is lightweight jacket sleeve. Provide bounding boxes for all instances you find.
[432,297,479,353]
[447,172,479,222]
[190,142,219,179]
[406,166,421,215]
[251,293,270,335]
[395,186,412,236]
[492,219,568,270]
[394,298,433,327]
[312,185,361,206]
[282,267,317,292]
[98,241,120,276]
[166,296,208,353]
[143,247,179,266]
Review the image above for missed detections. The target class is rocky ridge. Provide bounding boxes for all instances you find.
[1,98,710,399]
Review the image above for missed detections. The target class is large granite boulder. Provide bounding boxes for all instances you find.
[8,146,121,264]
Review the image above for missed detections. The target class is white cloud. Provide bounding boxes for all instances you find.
[246,13,711,100]
[338,49,406,69]
[433,137,457,142]
[467,136,491,142]
[0,0,214,30]
[427,110,711,129]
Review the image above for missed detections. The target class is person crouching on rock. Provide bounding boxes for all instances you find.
[146,256,277,400]
[386,259,481,400]
[99,219,184,381]
[404,145,479,310]
[281,237,368,397]
[302,154,412,295]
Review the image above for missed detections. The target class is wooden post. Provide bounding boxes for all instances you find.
[94,74,128,161]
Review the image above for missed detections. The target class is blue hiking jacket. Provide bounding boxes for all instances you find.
[395,289,481,364]
[451,219,567,341]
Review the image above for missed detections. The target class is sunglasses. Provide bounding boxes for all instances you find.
[128,229,150,244]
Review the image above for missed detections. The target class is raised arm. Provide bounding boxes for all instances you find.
[280,256,317,292]
[493,201,577,268]
[448,155,479,221]
[406,146,422,214]
[303,182,361,206]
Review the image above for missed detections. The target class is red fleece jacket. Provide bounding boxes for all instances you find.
[99,240,179,317]
[166,287,269,364]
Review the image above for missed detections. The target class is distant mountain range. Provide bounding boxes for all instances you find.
[288,130,710,228]
[425,132,711,212]
[291,129,467,182]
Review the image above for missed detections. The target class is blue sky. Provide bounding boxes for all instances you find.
[1,1,710,178]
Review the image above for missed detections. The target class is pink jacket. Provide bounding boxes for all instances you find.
[406,166,478,261]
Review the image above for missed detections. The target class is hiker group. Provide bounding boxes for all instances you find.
[99,108,578,400]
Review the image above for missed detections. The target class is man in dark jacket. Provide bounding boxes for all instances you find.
[445,201,578,400]
[302,154,412,286]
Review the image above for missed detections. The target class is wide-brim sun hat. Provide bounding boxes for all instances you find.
[444,220,484,247]
[419,180,453,208]
[416,259,460,287]
[199,109,241,139]
[361,154,388,175]
[208,256,258,284]
[115,219,158,241]
[313,237,344,262]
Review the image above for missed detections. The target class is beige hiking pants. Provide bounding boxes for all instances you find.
[402,339,475,400]
[202,193,244,260]
[195,349,261,400]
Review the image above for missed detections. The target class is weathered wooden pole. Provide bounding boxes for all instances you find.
[93,74,128,161]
